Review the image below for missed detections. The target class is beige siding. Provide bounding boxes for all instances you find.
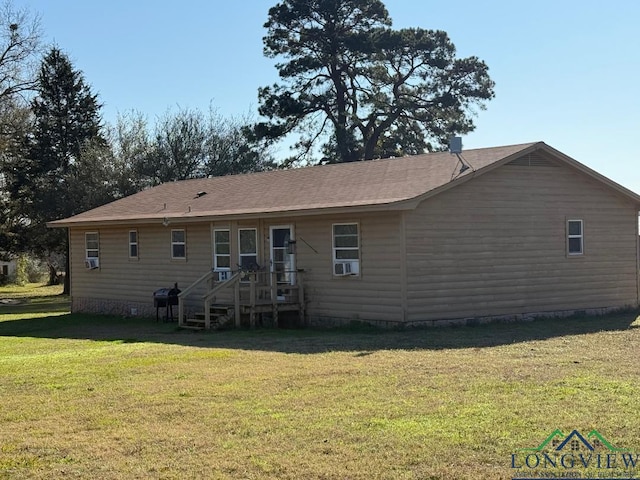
[71,212,404,323]
[284,211,403,324]
[69,160,639,325]
[211,213,403,323]
[70,223,213,314]
[405,163,639,322]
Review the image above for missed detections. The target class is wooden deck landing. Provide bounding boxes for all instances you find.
[179,270,306,330]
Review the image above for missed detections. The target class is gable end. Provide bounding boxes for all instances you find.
[506,151,559,167]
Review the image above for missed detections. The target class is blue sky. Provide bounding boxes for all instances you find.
[14,0,640,192]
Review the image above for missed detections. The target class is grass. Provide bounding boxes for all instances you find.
[0,284,639,479]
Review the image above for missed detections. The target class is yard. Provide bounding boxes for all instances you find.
[0,285,639,479]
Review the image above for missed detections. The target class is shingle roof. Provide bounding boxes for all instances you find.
[50,141,636,227]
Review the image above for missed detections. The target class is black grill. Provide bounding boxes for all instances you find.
[153,284,180,321]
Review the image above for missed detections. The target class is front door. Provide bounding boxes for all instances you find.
[270,225,295,299]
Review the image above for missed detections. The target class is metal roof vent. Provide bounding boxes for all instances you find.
[449,136,463,154]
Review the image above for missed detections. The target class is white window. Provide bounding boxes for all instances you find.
[171,229,186,259]
[129,230,138,259]
[332,223,360,276]
[567,219,583,256]
[238,228,258,270]
[85,232,100,269]
[214,229,231,270]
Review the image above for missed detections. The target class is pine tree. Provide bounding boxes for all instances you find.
[29,47,104,180]
[20,47,106,292]
[257,0,495,164]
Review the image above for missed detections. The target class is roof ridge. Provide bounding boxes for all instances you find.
[153,142,543,186]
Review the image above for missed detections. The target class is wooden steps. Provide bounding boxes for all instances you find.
[181,304,234,330]
[179,323,205,331]
[177,271,306,330]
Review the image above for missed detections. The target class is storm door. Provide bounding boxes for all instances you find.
[270,225,295,299]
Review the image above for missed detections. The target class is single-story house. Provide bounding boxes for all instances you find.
[49,142,640,327]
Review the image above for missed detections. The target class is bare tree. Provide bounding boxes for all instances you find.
[150,107,209,183]
[0,0,42,103]
[118,106,274,188]
[109,111,153,195]
[205,108,274,177]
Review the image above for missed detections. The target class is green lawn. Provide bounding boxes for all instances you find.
[0,285,639,479]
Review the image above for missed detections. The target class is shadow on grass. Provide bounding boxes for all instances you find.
[0,295,638,353]
[0,293,70,314]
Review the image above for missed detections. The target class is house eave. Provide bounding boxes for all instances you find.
[47,200,420,229]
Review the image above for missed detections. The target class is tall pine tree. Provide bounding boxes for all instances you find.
[21,47,105,292]
[257,0,494,164]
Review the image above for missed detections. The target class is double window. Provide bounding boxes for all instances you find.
[332,223,360,276]
[567,219,583,256]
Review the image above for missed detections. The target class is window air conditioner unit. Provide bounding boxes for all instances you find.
[334,261,354,276]
[85,258,99,270]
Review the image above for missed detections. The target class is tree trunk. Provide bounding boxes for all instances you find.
[330,63,357,163]
[363,133,378,161]
[48,263,58,285]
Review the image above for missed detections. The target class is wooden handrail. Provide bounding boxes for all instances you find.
[178,270,216,325]
[203,272,242,329]
[178,270,215,300]
[178,269,215,326]
[180,269,305,329]
[203,271,242,302]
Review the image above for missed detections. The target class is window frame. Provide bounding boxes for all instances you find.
[238,228,258,271]
[332,222,360,277]
[85,232,100,269]
[567,219,584,256]
[128,230,139,260]
[85,232,99,259]
[213,228,231,271]
[171,228,187,260]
